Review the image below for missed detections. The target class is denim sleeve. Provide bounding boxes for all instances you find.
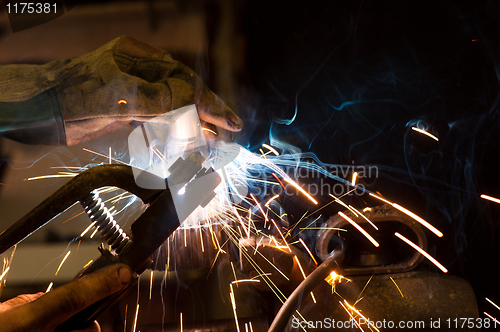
[0,87,66,145]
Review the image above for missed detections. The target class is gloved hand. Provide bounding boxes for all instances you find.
[0,36,243,145]
[0,264,133,332]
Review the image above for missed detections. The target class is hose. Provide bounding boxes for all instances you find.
[268,240,344,332]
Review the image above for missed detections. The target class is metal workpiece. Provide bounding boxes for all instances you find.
[239,236,318,293]
[167,150,208,187]
[153,223,228,271]
[316,204,427,275]
[111,264,268,332]
[287,270,479,332]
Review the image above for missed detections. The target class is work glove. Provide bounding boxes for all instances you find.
[0,36,243,145]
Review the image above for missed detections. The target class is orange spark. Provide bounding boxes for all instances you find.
[390,277,404,297]
[199,226,205,252]
[392,203,443,237]
[352,172,358,186]
[344,301,379,332]
[271,219,291,252]
[149,270,154,299]
[338,212,379,247]
[230,284,241,332]
[133,304,139,332]
[262,143,279,156]
[339,301,365,332]
[270,236,280,247]
[350,205,378,230]
[325,271,348,286]
[254,237,264,254]
[369,193,443,237]
[83,260,93,269]
[230,261,238,286]
[27,174,77,181]
[250,193,269,225]
[234,207,250,238]
[395,232,447,273]
[298,238,318,265]
[63,211,86,224]
[0,267,10,281]
[369,193,393,205]
[55,251,71,276]
[202,127,217,135]
[411,127,439,141]
[484,312,499,326]
[265,194,280,207]
[481,194,500,205]
[247,210,252,238]
[231,279,261,284]
[124,305,128,331]
[294,255,317,302]
[118,100,127,104]
[80,221,97,237]
[90,227,99,238]
[272,173,286,190]
[486,297,500,311]
[46,282,53,293]
[283,177,318,205]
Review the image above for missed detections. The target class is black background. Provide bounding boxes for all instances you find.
[240,0,500,316]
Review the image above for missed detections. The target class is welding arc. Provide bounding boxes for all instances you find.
[81,191,132,255]
[267,241,344,332]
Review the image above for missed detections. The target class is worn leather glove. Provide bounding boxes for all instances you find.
[0,36,243,145]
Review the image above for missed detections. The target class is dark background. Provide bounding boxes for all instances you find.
[240,0,500,318]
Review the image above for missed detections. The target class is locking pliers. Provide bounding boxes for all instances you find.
[0,151,221,331]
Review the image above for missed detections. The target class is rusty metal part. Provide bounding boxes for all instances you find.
[105,263,268,332]
[286,270,479,331]
[239,236,315,292]
[129,319,269,332]
[156,223,226,271]
[316,204,427,275]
